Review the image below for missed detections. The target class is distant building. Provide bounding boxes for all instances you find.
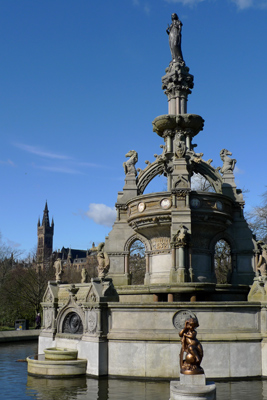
[37,202,97,273]
[37,201,54,269]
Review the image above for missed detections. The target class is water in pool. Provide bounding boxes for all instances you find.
[1,341,267,399]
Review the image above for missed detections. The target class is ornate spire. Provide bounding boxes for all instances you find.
[42,201,50,227]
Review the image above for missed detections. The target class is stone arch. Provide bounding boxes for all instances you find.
[209,233,236,284]
[124,234,150,285]
[137,160,165,195]
[192,160,223,194]
[124,233,151,253]
[56,296,85,334]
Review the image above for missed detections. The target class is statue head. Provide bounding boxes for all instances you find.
[171,13,178,21]
[185,317,199,330]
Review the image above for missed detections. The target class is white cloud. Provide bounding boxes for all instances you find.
[133,0,151,14]
[0,159,15,166]
[165,0,267,8]
[36,165,82,174]
[234,0,267,9]
[86,203,116,227]
[164,0,205,6]
[15,143,71,160]
[231,0,253,9]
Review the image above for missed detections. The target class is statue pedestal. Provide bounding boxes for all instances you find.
[170,374,216,400]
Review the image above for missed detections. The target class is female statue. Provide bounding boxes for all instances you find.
[166,13,184,63]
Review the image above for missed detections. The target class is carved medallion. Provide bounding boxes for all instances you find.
[160,198,171,210]
[173,309,197,331]
[62,312,83,334]
[88,310,97,333]
[138,202,146,212]
[216,201,223,211]
[190,198,201,209]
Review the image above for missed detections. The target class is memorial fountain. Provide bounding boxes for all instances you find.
[29,13,266,383]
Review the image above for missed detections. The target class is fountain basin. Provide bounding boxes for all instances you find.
[44,347,78,361]
[27,354,87,377]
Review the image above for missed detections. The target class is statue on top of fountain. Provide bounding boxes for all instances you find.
[166,13,184,64]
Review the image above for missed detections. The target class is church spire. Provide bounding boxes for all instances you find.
[37,201,54,269]
[42,201,50,227]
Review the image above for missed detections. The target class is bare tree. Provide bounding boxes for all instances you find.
[214,239,232,284]
[191,173,215,192]
[247,189,267,244]
[129,240,146,285]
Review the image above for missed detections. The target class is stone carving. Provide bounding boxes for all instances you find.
[62,312,83,334]
[175,139,186,159]
[54,258,63,282]
[256,241,267,278]
[44,309,52,329]
[166,13,183,63]
[219,149,236,174]
[186,149,204,164]
[81,267,88,283]
[179,316,204,375]
[123,150,138,176]
[151,237,170,250]
[97,243,110,279]
[172,225,189,248]
[44,289,52,303]
[88,310,97,333]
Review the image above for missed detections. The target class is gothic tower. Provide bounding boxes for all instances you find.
[37,201,54,268]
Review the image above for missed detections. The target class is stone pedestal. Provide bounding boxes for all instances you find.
[170,374,216,400]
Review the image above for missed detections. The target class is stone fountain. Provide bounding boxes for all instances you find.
[33,13,266,381]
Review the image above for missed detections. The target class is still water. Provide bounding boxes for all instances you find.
[1,341,267,400]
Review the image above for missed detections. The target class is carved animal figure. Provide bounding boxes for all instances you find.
[219,149,236,174]
[123,150,138,176]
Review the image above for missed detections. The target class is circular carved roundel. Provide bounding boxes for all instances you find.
[62,312,83,334]
[172,309,197,331]
[138,202,146,212]
[160,198,171,209]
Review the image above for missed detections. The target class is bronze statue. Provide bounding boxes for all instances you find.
[166,13,183,63]
[179,317,204,375]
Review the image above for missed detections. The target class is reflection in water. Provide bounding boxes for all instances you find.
[1,341,267,400]
[27,376,88,400]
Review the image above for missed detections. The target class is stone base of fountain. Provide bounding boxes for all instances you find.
[27,347,87,377]
[170,374,216,400]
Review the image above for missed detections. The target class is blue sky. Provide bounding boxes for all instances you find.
[0,0,266,257]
